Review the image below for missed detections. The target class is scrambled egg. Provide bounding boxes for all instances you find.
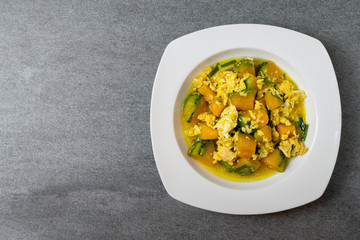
[279,137,308,158]
[258,142,275,158]
[213,143,237,163]
[210,71,246,104]
[185,125,201,137]
[213,105,238,164]
[214,105,238,138]
[197,112,216,126]
[192,66,212,88]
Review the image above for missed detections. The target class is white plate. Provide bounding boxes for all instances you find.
[150,24,341,214]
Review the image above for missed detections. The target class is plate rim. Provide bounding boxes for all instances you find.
[150,24,341,214]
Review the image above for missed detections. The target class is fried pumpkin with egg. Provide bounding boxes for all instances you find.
[182,57,309,181]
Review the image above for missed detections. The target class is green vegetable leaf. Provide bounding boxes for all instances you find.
[198,140,211,156]
[219,160,233,171]
[240,88,256,93]
[256,62,268,76]
[278,150,286,167]
[220,59,236,68]
[208,64,219,78]
[219,160,253,176]
[298,116,309,141]
[298,116,306,131]
[301,124,309,142]
[263,80,278,85]
[268,110,273,128]
[233,164,249,172]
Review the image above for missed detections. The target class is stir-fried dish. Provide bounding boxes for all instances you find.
[181,57,309,181]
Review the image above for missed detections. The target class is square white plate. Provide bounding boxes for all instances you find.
[150,24,341,214]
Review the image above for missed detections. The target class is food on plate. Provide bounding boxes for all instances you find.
[181,57,309,181]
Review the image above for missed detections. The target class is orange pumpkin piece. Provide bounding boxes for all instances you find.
[232,157,262,175]
[189,98,209,124]
[256,109,269,128]
[209,99,227,117]
[189,140,216,166]
[243,109,269,128]
[266,61,282,80]
[264,91,283,110]
[254,125,272,142]
[277,124,296,138]
[244,74,259,91]
[198,85,215,103]
[236,133,257,158]
[257,97,266,107]
[262,149,285,172]
[229,91,256,111]
[235,59,255,75]
[199,123,218,140]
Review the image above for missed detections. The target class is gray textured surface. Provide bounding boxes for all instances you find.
[0,0,359,239]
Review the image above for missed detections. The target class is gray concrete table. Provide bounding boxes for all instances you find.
[0,1,359,239]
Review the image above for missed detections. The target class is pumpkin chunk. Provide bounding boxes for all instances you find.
[265,91,283,110]
[198,85,215,103]
[199,123,218,140]
[229,91,256,111]
[244,74,259,91]
[254,125,272,142]
[235,58,255,75]
[277,124,296,138]
[236,133,257,158]
[188,140,215,166]
[209,99,227,117]
[244,109,269,128]
[262,149,285,172]
[189,98,208,124]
